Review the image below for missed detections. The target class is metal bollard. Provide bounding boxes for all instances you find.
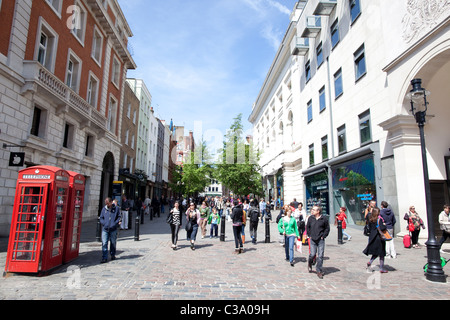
[265,218,270,243]
[134,216,140,241]
[140,210,144,224]
[337,220,343,244]
[220,213,226,242]
[96,217,102,242]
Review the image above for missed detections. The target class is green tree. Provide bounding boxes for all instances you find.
[174,138,214,197]
[216,114,263,197]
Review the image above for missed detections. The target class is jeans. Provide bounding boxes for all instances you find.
[210,224,218,237]
[187,224,199,242]
[250,221,258,243]
[260,209,266,223]
[285,235,296,263]
[439,231,450,248]
[233,225,243,249]
[309,238,325,273]
[102,229,118,260]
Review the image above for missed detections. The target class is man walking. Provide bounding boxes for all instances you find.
[100,197,122,263]
[306,206,330,279]
[259,199,266,223]
[380,201,397,258]
[248,200,260,244]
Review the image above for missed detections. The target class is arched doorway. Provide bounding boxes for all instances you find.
[98,152,115,216]
[397,47,450,237]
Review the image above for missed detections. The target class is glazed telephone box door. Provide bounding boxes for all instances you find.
[5,185,49,273]
[63,172,85,264]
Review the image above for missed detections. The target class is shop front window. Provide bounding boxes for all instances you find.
[332,156,376,226]
[305,171,329,217]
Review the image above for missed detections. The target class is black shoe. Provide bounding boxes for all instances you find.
[111,256,116,261]
[308,261,312,272]
[290,263,294,267]
[100,259,107,264]
[317,272,324,279]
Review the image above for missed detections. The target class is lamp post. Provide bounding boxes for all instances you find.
[407,78,446,283]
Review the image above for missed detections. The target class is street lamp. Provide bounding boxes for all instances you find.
[407,78,446,283]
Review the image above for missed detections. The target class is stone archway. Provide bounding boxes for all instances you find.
[98,152,115,215]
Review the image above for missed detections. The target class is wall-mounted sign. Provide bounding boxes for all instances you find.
[9,152,25,167]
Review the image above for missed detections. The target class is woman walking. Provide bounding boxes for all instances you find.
[278,206,300,267]
[231,200,244,254]
[186,202,200,250]
[363,207,388,273]
[169,201,183,250]
[404,206,425,248]
[199,201,211,239]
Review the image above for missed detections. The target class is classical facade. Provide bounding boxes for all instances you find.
[250,0,450,237]
[0,0,136,236]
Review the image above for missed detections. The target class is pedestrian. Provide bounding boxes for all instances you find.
[363,207,388,273]
[438,204,450,254]
[208,207,221,238]
[99,197,122,263]
[364,200,377,220]
[241,199,249,244]
[278,206,301,267]
[403,206,425,248]
[380,201,396,258]
[231,200,244,254]
[169,201,183,250]
[185,202,200,250]
[120,195,130,230]
[294,202,306,238]
[306,206,330,279]
[335,207,351,241]
[199,201,211,239]
[248,200,260,244]
[259,199,266,223]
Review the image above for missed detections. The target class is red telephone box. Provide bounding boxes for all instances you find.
[5,166,70,274]
[63,171,85,264]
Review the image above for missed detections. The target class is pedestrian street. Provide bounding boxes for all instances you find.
[0,210,449,301]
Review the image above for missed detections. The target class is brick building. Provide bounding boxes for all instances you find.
[0,0,136,236]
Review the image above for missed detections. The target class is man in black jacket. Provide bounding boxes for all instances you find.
[306,206,330,279]
[248,200,260,244]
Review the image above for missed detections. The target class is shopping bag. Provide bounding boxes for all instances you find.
[296,240,302,254]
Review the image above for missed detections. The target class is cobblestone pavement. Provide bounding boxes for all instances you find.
[0,210,449,301]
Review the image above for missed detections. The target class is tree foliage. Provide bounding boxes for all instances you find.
[216,114,263,197]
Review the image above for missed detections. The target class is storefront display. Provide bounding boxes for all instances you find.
[332,156,377,226]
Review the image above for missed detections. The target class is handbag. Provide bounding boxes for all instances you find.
[363,223,370,236]
[185,219,192,232]
[166,212,173,224]
[377,217,393,241]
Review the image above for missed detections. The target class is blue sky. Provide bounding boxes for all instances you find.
[118,0,298,154]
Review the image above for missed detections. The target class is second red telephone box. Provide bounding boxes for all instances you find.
[63,171,85,264]
[5,166,69,274]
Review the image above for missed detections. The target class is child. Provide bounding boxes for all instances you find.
[335,207,351,241]
[208,207,221,238]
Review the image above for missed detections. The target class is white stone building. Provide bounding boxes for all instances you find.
[249,0,450,237]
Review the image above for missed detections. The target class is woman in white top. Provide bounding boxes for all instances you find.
[169,201,182,250]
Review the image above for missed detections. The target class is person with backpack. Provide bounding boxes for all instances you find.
[380,201,396,258]
[231,200,244,254]
[248,200,260,244]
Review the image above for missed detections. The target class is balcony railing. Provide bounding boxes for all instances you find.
[301,16,322,38]
[313,0,337,16]
[22,61,107,131]
[291,37,310,56]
